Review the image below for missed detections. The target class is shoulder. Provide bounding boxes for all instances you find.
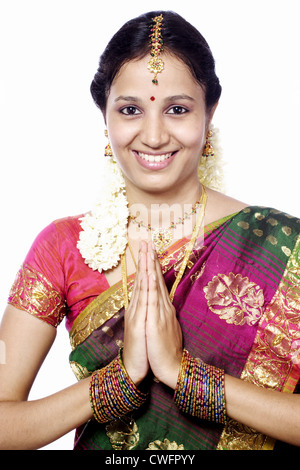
[206,188,300,229]
[205,188,248,225]
[52,213,84,233]
[23,214,85,269]
[32,214,84,247]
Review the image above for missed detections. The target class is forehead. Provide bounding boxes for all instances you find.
[108,53,205,102]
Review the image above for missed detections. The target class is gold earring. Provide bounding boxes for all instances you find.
[104,130,113,158]
[202,130,214,158]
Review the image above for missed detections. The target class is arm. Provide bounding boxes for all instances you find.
[224,375,300,446]
[0,305,93,450]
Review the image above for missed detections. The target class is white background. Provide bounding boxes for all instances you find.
[0,0,299,450]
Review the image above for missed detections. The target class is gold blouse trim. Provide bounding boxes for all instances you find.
[8,264,66,328]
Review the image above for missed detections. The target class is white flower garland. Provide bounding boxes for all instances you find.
[77,157,129,272]
[77,127,225,273]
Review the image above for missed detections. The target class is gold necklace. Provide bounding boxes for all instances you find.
[129,194,204,255]
[121,186,207,307]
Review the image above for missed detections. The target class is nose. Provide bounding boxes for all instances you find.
[139,113,170,149]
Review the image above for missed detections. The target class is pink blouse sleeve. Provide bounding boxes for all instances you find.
[8,222,67,328]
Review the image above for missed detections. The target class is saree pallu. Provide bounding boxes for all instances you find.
[8,206,300,450]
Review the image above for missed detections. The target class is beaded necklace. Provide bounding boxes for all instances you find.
[129,196,203,255]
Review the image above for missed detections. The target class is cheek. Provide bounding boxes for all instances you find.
[176,127,205,152]
[108,120,138,153]
[172,116,206,145]
[109,130,131,158]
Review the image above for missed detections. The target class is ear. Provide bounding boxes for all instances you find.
[206,101,219,131]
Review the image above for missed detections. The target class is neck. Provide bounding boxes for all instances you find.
[125,179,203,211]
[126,179,205,253]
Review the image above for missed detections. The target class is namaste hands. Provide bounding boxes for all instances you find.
[123,241,183,389]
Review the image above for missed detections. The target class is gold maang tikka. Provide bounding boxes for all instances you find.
[147,14,164,85]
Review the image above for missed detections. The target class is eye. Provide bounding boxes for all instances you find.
[120,106,141,116]
[167,106,189,115]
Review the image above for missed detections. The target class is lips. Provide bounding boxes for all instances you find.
[134,150,176,170]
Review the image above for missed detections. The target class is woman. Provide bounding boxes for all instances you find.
[0,10,300,450]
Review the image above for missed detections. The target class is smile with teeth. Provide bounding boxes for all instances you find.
[137,151,174,162]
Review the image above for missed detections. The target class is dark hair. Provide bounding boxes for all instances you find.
[90,11,222,114]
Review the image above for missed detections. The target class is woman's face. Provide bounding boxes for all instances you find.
[105,53,215,197]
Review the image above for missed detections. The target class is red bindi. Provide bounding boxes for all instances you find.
[150,96,155,101]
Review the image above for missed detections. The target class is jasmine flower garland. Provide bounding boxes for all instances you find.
[77,157,129,273]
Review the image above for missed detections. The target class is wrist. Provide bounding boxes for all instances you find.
[89,349,149,423]
[173,349,227,424]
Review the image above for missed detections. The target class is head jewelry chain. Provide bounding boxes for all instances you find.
[147,14,164,85]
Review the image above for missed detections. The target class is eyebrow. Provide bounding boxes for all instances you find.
[165,94,195,102]
[114,96,141,103]
[114,94,195,103]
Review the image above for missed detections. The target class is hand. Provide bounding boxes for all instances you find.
[145,242,183,389]
[122,241,150,385]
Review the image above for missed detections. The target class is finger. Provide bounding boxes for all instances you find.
[146,240,156,277]
[151,244,172,310]
[127,242,147,312]
[147,269,160,320]
[146,242,167,314]
[135,271,148,315]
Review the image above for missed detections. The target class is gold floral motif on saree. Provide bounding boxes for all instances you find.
[146,438,184,450]
[217,235,300,450]
[217,420,273,450]
[69,361,93,380]
[106,417,140,450]
[204,272,264,326]
[8,264,66,327]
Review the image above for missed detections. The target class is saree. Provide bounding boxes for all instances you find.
[8,206,300,450]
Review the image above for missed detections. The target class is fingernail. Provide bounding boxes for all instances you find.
[152,273,156,281]
[151,252,155,261]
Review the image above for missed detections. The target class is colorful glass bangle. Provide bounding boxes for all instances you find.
[174,349,227,424]
[89,348,148,424]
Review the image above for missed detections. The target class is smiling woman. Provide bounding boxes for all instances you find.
[105,54,211,197]
[0,10,300,451]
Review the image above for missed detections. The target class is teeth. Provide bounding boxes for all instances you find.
[138,152,173,162]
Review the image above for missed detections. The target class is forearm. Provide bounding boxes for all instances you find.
[171,349,300,447]
[225,375,300,446]
[0,377,92,450]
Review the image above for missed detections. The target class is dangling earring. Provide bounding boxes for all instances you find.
[202,129,214,158]
[104,130,113,158]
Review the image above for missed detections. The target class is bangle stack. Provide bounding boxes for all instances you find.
[89,348,148,423]
[174,349,227,424]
